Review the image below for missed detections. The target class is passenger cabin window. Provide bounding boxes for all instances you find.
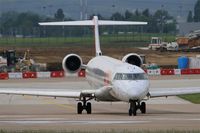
[114,73,148,80]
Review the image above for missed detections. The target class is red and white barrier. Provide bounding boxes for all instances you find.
[51,71,64,78]
[8,72,23,79]
[147,69,160,76]
[2,68,200,80]
[78,69,86,77]
[23,72,37,79]
[37,72,51,78]
[0,73,8,80]
[160,69,174,75]
[174,69,181,75]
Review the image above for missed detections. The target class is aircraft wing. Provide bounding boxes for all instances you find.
[0,89,95,99]
[149,87,200,98]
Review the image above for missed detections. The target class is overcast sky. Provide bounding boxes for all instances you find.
[0,0,197,21]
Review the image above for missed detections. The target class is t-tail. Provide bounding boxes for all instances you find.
[39,16,147,56]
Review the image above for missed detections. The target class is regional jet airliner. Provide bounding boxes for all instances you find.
[0,16,200,116]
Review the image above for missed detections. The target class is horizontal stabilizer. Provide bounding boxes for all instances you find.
[39,20,93,26]
[39,20,147,26]
[99,20,147,25]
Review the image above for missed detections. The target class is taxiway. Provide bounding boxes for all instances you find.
[0,76,199,131]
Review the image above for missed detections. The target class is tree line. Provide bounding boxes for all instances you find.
[187,0,200,22]
[0,8,177,37]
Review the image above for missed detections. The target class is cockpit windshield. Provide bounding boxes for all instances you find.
[114,73,148,80]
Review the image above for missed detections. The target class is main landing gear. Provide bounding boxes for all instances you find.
[129,100,146,116]
[77,97,92,114]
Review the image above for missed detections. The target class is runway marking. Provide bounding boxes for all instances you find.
[150,118,200,121]
[41,97,75,110]
[0,120,149,125]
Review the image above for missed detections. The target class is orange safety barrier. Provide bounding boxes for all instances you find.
[23,72,37,78]
[0,73,8,80]
[78,69,86,77]
[51,71,64,78]
[160,69,174,75]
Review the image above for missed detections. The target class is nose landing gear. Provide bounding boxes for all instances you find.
[129,100,146,116]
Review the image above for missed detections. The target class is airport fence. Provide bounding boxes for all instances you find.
[0,33,175,47]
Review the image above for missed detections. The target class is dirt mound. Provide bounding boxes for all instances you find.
[0,46,198,66]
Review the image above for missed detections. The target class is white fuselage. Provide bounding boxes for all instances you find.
[86,56,150,102]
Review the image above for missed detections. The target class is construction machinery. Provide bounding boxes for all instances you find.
[177,30,200,50]
[0,50,46,72]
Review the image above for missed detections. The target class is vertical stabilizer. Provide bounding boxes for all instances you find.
[93,16,102,56]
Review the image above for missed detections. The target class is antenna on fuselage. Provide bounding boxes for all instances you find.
[39,16,147,56]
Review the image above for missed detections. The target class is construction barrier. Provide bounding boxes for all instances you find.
[8,72,23,79]
[147,69,155,76]
[0,73,8,80]
[65,72,78,77]
[174,69,181,75]
[2,68,200,80]
[160,69,174,75]
[193,69,200,74]
[181,69,200,75]
[37,72,51,78]
[78,69,86,77]
[147,69,160,76]
[51,71,64,78]
[23,72,37,79]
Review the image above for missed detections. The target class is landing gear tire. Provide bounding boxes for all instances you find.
[129,109,132,116]
[133,103,137,116]
[140,102,146,114]
[86,102,92,114]
[77,102,83,114]
[77,97,92,114]
[129,101,137,116]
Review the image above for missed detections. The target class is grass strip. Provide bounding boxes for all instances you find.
[179,94,200,104]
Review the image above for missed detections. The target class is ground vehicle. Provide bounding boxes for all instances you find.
[160,42,179,51]
[0,50,17,72]
[149,37,178,51]
[148,37,168,50]
[148,37,162,50]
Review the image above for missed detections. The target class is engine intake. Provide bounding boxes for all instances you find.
[62,54,82,73]
[122,53,143,67]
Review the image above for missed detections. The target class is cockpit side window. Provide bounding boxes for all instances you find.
[114,73,148,80]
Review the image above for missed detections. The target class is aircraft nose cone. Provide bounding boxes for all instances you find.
[113,80,149,102]
[127,81,149,100]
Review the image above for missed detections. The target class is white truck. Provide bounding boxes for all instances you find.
[148,37,178,51]
[148,37,165,50]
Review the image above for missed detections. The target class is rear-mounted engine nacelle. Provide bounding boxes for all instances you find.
[62,54,82,73]
[122,53,143,67]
